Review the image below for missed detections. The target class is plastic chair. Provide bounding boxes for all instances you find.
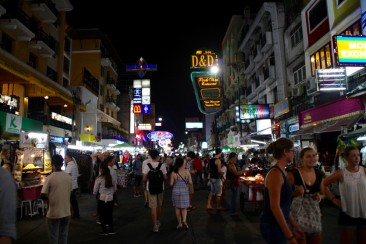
[20,186,39,219]
[33,185,46,216]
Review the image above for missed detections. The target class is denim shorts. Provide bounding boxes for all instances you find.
[209,178,222,196]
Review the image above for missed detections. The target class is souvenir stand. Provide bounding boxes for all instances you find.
[13,131,51,187]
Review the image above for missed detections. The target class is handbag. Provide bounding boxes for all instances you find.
[290,169,322,234]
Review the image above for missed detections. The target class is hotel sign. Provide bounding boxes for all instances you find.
[336,35,366,65]
[190,50,219,69]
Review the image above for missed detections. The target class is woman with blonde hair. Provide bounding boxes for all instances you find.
[260,138,304,243]
[324,145,366,244]
[287,147,325,244]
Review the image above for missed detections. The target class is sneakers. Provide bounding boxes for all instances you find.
[156,221,161,228]
[152,224,159,233]
[96,221,101,225]
[98,232,108,236]
[144,201,149,208]
[108,231,116,235]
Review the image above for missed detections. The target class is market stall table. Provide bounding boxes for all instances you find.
[239,176,265,213]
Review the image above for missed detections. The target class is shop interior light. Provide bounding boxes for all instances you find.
[251,139,267,145]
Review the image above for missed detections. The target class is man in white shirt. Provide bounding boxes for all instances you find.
[65,154,80,219]
[41,155,72,243]
[143,150,167,233]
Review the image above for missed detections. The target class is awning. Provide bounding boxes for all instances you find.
[291,113,363,136]
[340,127,366,138]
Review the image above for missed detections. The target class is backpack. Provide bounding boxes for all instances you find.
[147,163,164,194]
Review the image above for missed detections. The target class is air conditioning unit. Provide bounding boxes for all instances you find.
[293,85,304,97]
[306,77,318,95]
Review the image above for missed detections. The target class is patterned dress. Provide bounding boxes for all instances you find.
[172,172,189,208]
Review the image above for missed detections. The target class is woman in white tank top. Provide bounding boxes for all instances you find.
[324,145,366,244]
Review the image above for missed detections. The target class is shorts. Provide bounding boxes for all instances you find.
[338,210,366,228]
[148,192,164,208]
[188,183,194,194]
[209,178,222,196]
[134,175,142,187]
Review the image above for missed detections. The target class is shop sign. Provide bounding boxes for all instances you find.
[5,113,21,134]
[274,98,290,118]
[316,68,346,91]
[190,50,218,69]
[191,72,223,115]
[20,132,48,149]
[236,104,270,120]
[50,135,64,144]
[51,112,72,125]
[336,36,366,65]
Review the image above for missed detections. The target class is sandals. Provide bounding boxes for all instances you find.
[182,222,189,230]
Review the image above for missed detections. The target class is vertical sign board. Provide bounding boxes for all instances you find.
[190,50,222,115]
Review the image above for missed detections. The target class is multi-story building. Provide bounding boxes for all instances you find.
[0,0,76,141]
[67,28,128,146]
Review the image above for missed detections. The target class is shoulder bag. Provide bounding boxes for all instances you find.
[290,168,322,234]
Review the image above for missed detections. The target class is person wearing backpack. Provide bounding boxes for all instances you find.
[143,149,167,233]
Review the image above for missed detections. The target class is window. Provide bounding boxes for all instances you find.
[310,43,332,76]
[1,33,12,52]
[63,57,70,74]
[293,62,306,85]
[308,0,327,32]
[290,24,303,48]
[47,67,57,82]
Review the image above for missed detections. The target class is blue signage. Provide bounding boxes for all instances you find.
[142,104,151,114]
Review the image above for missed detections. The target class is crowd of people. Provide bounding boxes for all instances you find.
[2,138,366,243]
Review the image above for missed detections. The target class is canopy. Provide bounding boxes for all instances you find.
[112,142,134,148]
[222,145,236,153]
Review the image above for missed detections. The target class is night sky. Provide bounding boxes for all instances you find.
[67,1,266,147]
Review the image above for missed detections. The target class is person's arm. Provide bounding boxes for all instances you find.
[266,169,294,241]
[143,173,148,190]
[169,172,175,187]
[286,170,304,198]
[216,159,223,175]
[323,169,342,207]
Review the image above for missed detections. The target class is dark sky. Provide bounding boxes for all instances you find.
[67,1,265,147]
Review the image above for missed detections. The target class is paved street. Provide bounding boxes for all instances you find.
[15,181,340,244]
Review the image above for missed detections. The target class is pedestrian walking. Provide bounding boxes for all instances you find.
[170,157,192,230]
[259,138,304,243]
[287,147,324,244]
[143,149,167,233]
[93,162,117,236]
[41,154,72,244]
[64,153,80,219]
[324,145,366,244]
[132,154,143,197]
[206,148,225,211]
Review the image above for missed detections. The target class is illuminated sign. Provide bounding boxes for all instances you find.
[51,112,72,125]
[274,98,290,118]
[185,122,203,129]
[190,50,219,69]
[336,36,366,65]
[191,72,223,115]
[142,104,151,114]
[235,104,270,120]
[316,68,346,91]
[147,131,173,141]
[133,104,142,114]
[138,123,152,130]
[50,135,64,144]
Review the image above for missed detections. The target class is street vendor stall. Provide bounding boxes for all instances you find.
[239,174,265,212]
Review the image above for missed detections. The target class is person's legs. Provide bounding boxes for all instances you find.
[70,189,80,218]
[230,186,238,213]
[106,201,114,233]
[175,208,182,226]
[47,218,60,244]
[99,200,108,234]
[58,216,70,244]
